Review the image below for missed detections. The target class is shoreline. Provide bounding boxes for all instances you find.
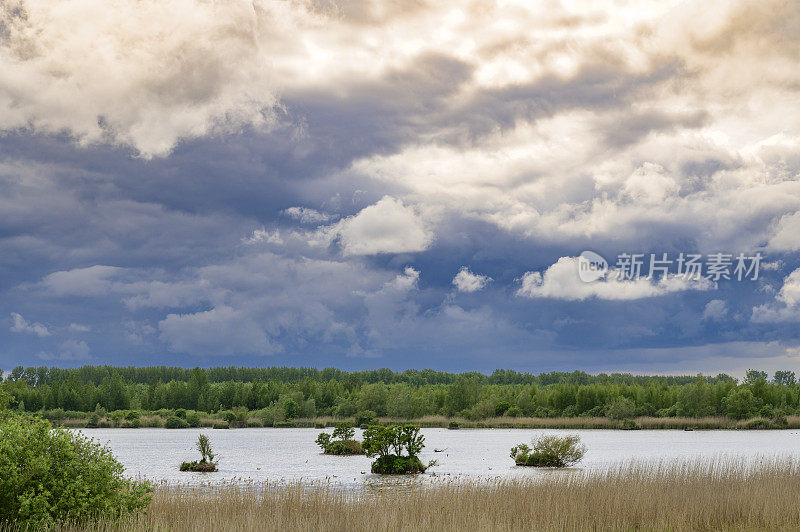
[50,414,800,430]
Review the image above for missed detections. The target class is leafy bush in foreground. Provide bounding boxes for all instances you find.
[511,434,586,467]
[0,413,152,528]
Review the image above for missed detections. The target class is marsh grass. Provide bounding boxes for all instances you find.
[28,457,800,531]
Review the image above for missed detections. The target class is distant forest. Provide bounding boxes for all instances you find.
[1,365,798,421]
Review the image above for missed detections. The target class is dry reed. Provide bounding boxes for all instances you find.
[36,457,800,531]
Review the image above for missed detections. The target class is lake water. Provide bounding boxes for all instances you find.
[72,428,800,487]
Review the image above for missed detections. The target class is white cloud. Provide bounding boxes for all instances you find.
[283,207,333,225]
[327,196,433,256]
[242,229,284,246]
[768,211,800,252]
[752,268,800,322]
[37,339,91,361]
[517,257,713,301]
[452,267,491,292]
[0,0,279,157]
[58,339,90,360]
[159,306,280,356]
[702,299,728,321]
[42,265,123,296]
[9,312,50,337]
[68,323,91,332]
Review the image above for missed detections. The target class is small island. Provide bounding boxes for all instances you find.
[362,424,430,474]
[315,422,365,455]
[510,434,586,467]
[180,434,218,472]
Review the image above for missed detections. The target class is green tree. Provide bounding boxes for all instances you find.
[332,422,355,441]
[723,388,761,419]
[773,371,796,386]
[605,397,635,420]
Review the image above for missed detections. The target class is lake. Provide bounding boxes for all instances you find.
[73,428,800,487]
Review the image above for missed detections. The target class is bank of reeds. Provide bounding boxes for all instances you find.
[35,457,800,531]
[54,414,800,430]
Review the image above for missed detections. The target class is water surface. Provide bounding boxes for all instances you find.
[74,427,800,487]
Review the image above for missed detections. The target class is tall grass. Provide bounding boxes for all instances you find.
[33,457,800,531]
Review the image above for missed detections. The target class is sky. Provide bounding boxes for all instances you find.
[1,0,800,376]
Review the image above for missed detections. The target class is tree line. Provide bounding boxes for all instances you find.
[0,366,797,421]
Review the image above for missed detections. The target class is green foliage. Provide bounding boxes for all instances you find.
[6,364,800,424]
[316,423,364,455]
[370,455,426,474]
[745,418,774,429]
[180,434,218,472]
[0,414,151,528]
[332,422,355,441]
[495,401,512,416]
[511,434,587,467]
[505,406,522,417]
[164,416,189,429]
[315,432,332,450]
[723,388,761,419]
[605,397,636,420]
[0,387,10,410]
[354,410,377,427]
[362,424,426,473]
[620,419,640,430]
[196,434,215,463]
[186,412,201,427]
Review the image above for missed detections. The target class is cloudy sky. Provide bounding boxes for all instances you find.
[2,0,800,375]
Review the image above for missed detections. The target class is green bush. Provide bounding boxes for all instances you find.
[605,397,636,420]
[745,418,774,429]
[371,455,426,474]
[505,406,523,417]
[773,410,789,427]
[620,419,640,430]
[0,414,152,528]
[354,410,377,427]
[164,416,189,429]
[180,434,217,472]
[274,421,296,428]
[723,389,761,419]
[494,401,512,416]
[186,412,201,427]
[511,434,587,467]
[316,423,365,455]
[362,424,428,474]
[448,421,460,429]
[212,422,229,429]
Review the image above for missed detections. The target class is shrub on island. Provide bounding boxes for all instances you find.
[511,434,586,467]
[362,424,430,474]
[180,434,218,472]
[316,422,365,455]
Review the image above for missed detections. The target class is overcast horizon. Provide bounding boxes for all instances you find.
[2,1,800,377]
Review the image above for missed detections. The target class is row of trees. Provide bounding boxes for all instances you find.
[1,367,797,420]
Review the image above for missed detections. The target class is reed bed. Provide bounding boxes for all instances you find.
[40,457,800,531]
